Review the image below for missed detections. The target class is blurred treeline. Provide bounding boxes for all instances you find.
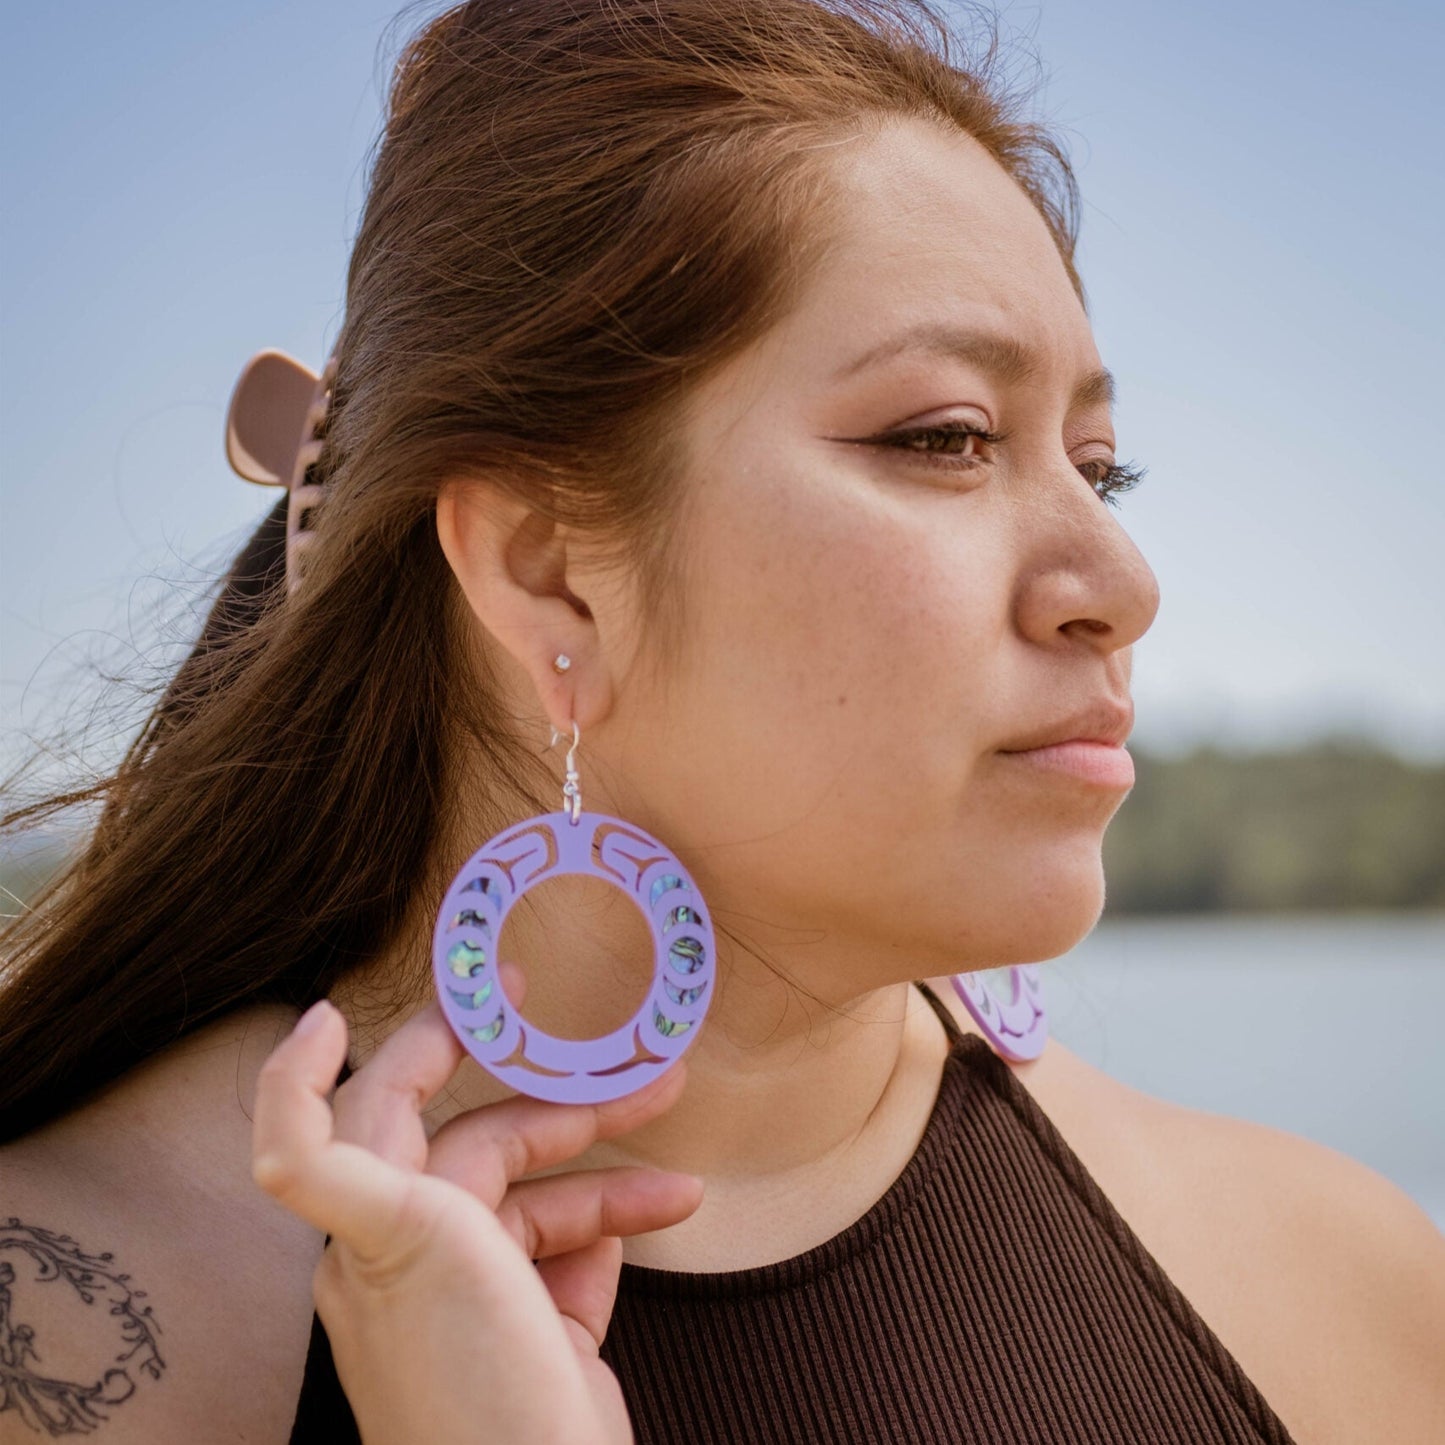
[1102,738,1445,912]
[3,738,1442,917]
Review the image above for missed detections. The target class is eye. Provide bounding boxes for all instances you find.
[1078,456,1148,508]
[863,421,1148,507]
[865,421,1005,472]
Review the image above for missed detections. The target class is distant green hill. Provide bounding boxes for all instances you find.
[1102,739,1445,913]
[4,739,1442,916]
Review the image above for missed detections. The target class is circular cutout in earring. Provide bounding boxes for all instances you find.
[950,965,1047,1061]
[432,721,715,1104]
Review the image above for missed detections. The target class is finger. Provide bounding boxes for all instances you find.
[253,1001,349,1175]
[330,962,528,1167]
[534,1234,624,1356]
[424,1054,691,1205]
[330,1001,465,1166]
[493,1165,705,1261]
[252,1001,418,1258]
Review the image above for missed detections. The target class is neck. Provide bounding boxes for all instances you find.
[332,900,959,1187]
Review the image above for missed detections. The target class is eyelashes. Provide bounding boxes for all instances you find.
[864,421,1148,508]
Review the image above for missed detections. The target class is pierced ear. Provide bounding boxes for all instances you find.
[435,478,613,736]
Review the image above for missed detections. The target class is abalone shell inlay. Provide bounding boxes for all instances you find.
[664,978,706,1006]
[432,808,716,1104]
[652,1004,692,1037]
[649,873,690,909]
[469,1012,505,1044]
[447,978,494,1011]
[447,940,488,977]
[663,904,702,933]
[667,936,706,973]
[448,909,493,933]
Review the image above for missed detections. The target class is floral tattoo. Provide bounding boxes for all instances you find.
[0,1218,165,1435]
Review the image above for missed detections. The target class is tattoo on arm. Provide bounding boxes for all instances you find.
[0,1218,165,1436]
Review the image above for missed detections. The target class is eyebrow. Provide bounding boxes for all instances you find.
[832,322,1117,412]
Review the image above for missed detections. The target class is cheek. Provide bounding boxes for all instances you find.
[680,465,1005,826]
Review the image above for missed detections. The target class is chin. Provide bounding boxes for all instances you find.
[1013,845,1108,959]
[910,852,1107,972]
[997,892,1105,966]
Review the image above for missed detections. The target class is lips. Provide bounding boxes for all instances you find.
[998,698,1135,753]
[1000,739,1136,787]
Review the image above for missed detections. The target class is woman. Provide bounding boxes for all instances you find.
[3,1,1442,1441]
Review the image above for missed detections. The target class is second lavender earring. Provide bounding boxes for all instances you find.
[950,964,1048,1062]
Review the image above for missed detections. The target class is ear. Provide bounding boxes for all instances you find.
[435,477,615,737]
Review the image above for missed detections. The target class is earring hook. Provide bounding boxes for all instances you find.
[548,719,582,825]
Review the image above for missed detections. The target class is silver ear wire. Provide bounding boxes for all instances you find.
[548,719,582,825]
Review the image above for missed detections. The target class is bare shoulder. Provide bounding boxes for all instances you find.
[1121,1086,1445,1445]
[923,974,1445,1445]
[0,1004,326,1443]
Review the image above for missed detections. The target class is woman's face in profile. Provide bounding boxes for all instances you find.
[603,116,1161,987]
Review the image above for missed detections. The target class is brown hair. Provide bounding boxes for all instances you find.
[0,0,1083,1141]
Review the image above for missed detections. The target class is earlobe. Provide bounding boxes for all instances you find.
[434,477,613,736]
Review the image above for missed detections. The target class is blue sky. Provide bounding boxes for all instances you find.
[3,0,1443,778]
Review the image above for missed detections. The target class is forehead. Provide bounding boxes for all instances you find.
[781,117,1097,377]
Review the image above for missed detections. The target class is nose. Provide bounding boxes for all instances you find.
[1013,476,1161,656]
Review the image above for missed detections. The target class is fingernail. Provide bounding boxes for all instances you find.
[294,1000,331,1038]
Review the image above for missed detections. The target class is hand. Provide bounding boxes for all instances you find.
[251,963,704,1445]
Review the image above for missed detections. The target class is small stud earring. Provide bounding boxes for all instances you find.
[552,653,572,674]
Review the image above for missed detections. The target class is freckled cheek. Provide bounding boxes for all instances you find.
[702,487,992,731]
[835,536,1002,796]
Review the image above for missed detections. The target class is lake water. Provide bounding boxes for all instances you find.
[1000,910,1445,1231]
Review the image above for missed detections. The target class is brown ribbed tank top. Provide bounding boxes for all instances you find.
[288,981,1298,1444]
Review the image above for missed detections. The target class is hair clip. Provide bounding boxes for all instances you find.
[224,347,339,595]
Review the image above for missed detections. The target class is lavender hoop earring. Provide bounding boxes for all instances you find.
[432,711,716,1105]
[950,965,1048,1062]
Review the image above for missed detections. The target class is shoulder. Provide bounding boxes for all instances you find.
[1128,1092,1445,1444]
[923,974,1445,1445]
[0,1004,326,1443]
